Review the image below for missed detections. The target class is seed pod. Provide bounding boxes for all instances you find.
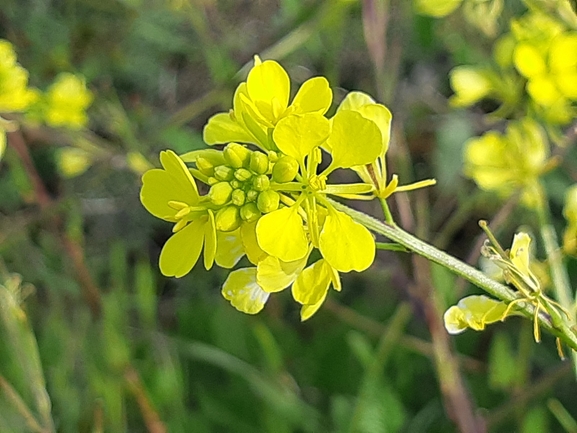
[257,189,280,213]
[240,202,261,223]
[250,151,269,175]
[215,205,241,232]
[272,155,299,183]
[234,168,253,182]
[209,182,233,206]
[224,143,251,168]
[214,165,234,181]
[231,189,246,207]
[252,174,270,192]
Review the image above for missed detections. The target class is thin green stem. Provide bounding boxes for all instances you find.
[375,242,408,252]
[379,197,394,224]
[330,199,577,352]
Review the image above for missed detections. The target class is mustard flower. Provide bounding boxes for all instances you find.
[203,56,332,150]
[44,73,93,129]
[444,295,507,334]
[0,40,38,112]
[513,33,577,111]
[334,91,435,199]
[140,150,218,277]
[463,118,550,207]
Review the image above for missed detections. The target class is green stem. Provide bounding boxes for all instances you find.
[331,199,577,352]
[379,197,394,224]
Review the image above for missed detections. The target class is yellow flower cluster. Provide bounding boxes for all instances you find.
[141,56,434,319]
[0,39,93,161]
[463,118,550,207]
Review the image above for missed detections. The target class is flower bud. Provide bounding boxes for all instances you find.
[272,155,299,183]
[196,157,215,176]
[257,190,280,213]
[215,205,241,232]
[250,151,269,174]
[246,190,259,202]
[224,143,251,168]
[214,165,234,181]
[240,202,261,223]
[268,151,279,163]
[252,174,270,192]
[234,168,253,182]
[207,176,219,186]
[231,189,246,207]
[230,179,241,189]
[209,182,233,206]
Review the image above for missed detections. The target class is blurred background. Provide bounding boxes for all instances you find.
[1,0,577,432]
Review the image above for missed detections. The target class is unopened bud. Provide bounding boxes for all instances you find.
[207,176,219,186]
[214,165,234,181]
[215,205,241,232]
[246,190,259,202]
[231,189,246,207]
[268,151,279,163]
[252,174,270,192]
[257,190,280,213]
[272,155,299,183]
[234,168,253,182]
[224,143,251,168]
[196,157,215,176]
[230,179,241,189]
[250,151,269,174]
[240,202,261,223]
[209,182,233,206]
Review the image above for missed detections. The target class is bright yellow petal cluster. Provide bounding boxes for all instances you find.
[0,40,38,112]
[204,56,332,150]
[44,73,93,129]
[463,118,550,207]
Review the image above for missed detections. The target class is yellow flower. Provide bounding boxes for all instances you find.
[335,91,435,199]
[463,118,549,207]
[444,295,507,334]
[44,73,93,129]
[0,40,38,112]
[203,55,332,150]
[140,150,218,277]
[449,67,493,107]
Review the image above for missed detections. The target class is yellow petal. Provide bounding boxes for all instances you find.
[257,254,308,293]
[57,147,92,178]
[246,59,290,124]
[527,77,562,106]
[356,104,392,153]
[203,112,255,145]
[509,232,532,278]
[554,72,577,99]
[337,91,375,111]
[240,221,268,265]
[449,66,492,107]
[514,44,547,78]
[326,110,382,169]
[319,210,375,272]
[215,229,245,268]
[159,217,206,277]
[549,34,577,72]
[443,305,468,334]
[140,150,199,221]
[291,259,332,305]
[222,268,269,314]
[292,76,332,115]
[300,291,328,321]
[256,206,309,262]
[273,113,330,162]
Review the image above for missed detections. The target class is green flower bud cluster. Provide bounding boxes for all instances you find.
[196,143,299,232]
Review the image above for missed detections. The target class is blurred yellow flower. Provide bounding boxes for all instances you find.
[44,73,93,129]
[0,40,38,112]
[463,118,549,206]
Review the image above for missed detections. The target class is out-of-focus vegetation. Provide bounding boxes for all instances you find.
[1,0,577,432]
